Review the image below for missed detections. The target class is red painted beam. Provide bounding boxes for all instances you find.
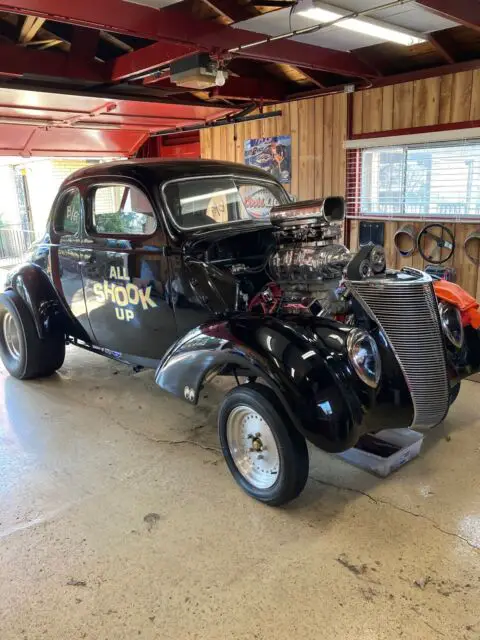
[70,26,100,61]
[111,37,376,84]
[231,37,375,77]
[0,0,172,38]
[349,118,480,141]
[417,0,480,32]
[146,76,288,101]
[0,0,377,78]
[111,44,199,82]
[0,41,106,82]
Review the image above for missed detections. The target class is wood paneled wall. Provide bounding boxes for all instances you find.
[200,94,347,201]
[349,220,480,297]
[349,69,480,297]
[200,69,480,295]
[352,69,480,134]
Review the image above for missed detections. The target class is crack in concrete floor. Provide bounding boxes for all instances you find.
[309,476,480,552]
[78,388,480,554]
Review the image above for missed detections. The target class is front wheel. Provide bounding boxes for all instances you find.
[218,382,309,506]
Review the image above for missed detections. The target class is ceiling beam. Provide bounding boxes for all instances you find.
[19,15,45,43]
[100,31,132,53]
[37,38,62,50]
[111,36,376,83]
[70,26,100,61]
[146,75,290,101]
[416,0,480,32]
[200,0,257,23]
[0,12,70,51]
[0,40,107,82]
[231,39,375,76]
[110,43,200,82]
[0,0,377,78]
[296,68,329,88]
[288,57,480,100]
[427,32,455,64]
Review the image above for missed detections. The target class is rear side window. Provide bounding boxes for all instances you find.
[54,189,82,236]
[91,184,156,236]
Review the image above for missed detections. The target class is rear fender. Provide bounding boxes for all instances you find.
[156,315,364,452]
[5,263,78,339]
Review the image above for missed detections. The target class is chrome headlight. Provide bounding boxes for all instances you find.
[439,302,464,348]
[347,328,381,388]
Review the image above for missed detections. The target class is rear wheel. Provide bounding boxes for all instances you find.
[0,290,65,379]
[218,382,309,506]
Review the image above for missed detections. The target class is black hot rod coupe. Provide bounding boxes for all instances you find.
[2,159,480,505]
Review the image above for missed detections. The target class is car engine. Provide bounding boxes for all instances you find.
[247,197,385,319]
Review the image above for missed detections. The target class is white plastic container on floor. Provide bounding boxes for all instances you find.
[337,428,424,477]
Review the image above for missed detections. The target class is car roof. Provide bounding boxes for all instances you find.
[61,158,276,188]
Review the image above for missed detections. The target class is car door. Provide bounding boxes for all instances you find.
[78,179,177,363]
[49,187,92,339]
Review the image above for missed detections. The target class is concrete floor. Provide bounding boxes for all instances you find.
[1,348,479,640]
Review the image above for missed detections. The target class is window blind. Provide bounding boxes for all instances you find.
[346,139,480,221]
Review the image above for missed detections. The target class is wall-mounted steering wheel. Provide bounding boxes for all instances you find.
[417,223,455,265]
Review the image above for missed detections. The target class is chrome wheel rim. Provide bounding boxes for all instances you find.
[3,312,21,360]
[226,405,280,489]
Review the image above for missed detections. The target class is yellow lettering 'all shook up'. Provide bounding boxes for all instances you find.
[93,281,157,312]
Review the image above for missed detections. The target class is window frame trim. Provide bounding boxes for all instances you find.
[51,186,83,238]
[85,179,159,240]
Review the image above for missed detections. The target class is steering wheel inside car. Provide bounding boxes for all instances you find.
[417,223,455,264]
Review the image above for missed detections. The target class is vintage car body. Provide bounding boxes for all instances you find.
[2,159,480,505]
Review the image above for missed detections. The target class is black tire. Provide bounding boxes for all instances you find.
[218,382,309,506]
[449,382,461,407]
[0,290,65,380]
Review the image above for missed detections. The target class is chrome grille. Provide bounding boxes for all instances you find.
[348,271,449,428]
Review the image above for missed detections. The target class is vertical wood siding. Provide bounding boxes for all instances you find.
[200,93,348,202]
[200,70,480,294]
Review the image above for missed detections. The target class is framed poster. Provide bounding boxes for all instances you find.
[244,135,292,183]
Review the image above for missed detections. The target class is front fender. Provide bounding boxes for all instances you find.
[5,262,76,339]
[156,314,366,452]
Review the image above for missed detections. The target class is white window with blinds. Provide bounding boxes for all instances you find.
[347,139,480,219]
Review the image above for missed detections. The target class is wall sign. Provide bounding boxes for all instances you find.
[244,136,292,183]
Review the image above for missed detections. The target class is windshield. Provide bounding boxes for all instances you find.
[162,177,287,230]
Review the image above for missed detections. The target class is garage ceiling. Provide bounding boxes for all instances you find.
[0,0,478,155]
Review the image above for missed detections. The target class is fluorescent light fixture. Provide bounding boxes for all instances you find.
[297,3,426,47]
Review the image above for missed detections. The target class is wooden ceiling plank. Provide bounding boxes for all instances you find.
[19,15,45,43]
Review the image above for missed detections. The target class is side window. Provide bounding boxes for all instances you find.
[54,190,82,236]
[91,184,156,236]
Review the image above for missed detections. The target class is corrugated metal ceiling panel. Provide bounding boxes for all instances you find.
[231,9,377,51]
[356,2,457,31]
[233,2,459,51]
[314,0,457,31]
